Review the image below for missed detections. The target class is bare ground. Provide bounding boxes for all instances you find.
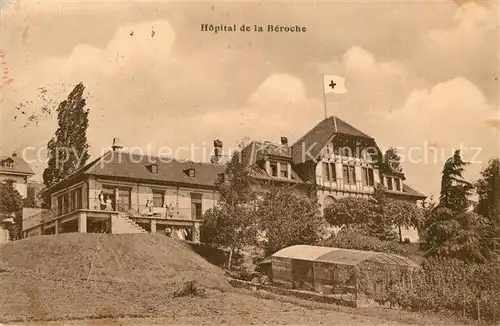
[0,234,467,325]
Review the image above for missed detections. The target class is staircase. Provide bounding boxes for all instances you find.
[112,212,148,234]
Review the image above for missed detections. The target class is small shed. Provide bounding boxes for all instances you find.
[265,245,419,306]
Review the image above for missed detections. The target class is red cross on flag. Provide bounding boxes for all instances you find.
[323,75,347,94]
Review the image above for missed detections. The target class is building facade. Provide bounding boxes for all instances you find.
[22,140,225,243]
[22,117,426,243]
[0,151,35,198]
[241,117,425,241]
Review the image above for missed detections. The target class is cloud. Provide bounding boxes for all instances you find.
[412,2,499,104]
[201,74,323,147]
[380,77,498,195]
[44,20,176,78]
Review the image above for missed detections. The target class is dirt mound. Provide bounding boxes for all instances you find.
[0,233,229,290]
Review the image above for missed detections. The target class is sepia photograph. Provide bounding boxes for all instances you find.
[0,0,499,325]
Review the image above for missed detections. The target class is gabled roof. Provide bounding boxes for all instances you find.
[291,116,375,164]
[44,150,226,194]
[0,155,35,176]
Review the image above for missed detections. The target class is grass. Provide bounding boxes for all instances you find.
[0,233,470,325]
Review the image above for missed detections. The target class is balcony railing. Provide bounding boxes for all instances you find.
[110,199,198,220]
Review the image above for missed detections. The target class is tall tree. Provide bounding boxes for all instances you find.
[43,83,90,187]
[256,184,324,256]
[475,158,500,224]
[439,150,473,212]
[200,150,257,270]
[421,207,497,263]
[421,152,499,262]
[382,147,403,173]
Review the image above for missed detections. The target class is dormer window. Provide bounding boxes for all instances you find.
[147,163,158,173]
[395,178,401,191]
[1,158,14,168]
[280,163,288,178]
[269,161,278,177]
[184,168,195,178]
[387,177,393,190]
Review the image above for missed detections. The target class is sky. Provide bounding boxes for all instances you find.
[0,0,499,197]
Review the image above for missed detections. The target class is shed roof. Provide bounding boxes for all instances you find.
[271,245,419,268]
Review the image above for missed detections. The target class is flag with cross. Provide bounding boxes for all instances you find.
[323,75,347,94]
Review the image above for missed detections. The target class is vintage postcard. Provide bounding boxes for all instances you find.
[0,0,499,325]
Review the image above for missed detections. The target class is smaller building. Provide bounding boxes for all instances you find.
[262,245,419,307]
[22,139,226,243]
[0,151,35,198]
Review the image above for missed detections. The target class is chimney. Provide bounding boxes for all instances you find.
[11,151,17,158]
[280,137,288,146]
[211,139,223,164]
[112,138,123,152]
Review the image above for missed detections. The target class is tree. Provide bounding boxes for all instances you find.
[382,147,403,173]
[0,183,23,240]
[22,184,39,208]
[0,183,22,217]
[421,153,500,263]
[200,150,257,270]
[383,199,424,242]
[324,197,379,229]
[421,207,497,263]
[256,184,324,256]
[439,150,473,213]
[475,158,500,224]
[43,83,90,187]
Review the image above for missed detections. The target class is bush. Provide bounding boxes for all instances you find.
[173,280,206,298]
[392,257,500,323]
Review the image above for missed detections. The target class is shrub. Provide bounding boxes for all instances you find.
[392,257,500,323]
[173,280,206,298]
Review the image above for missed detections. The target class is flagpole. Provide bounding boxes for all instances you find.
[322,74,328,119]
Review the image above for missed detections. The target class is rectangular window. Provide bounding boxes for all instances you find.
[361,168,375,186]
[387,177,393,190]
[152,190,164,207]
[191,193,203,220]
[57,195,63,216]
[324,163,337,182]
[343,165,356,184]
[348,166,356,184]
[75,188,82,209]
[70,188,83,211]
[63,193,69,214]
[270,161,278,177]
[395,178,401,191]
[118,188,131,208]
[323,162,331,181]
[103,186,116,210]
[70,190,76,212]
[279,163,288,178]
